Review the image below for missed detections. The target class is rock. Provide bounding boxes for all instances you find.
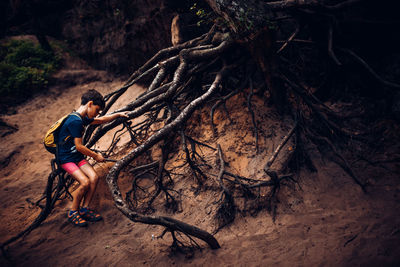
[62,0,175,74]
[171,13,205,46]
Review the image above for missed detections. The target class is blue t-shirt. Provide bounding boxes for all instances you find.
[57,112,94,164]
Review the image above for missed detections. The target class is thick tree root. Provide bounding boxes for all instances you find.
[105,66,230,249]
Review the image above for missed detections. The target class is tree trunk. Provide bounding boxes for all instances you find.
[205,0,284,110]
[33,20,53,52]
[31,1,53,52]
[205,0,272,38]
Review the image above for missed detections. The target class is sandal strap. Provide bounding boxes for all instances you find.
[81,209,100,217]
[68,211,87,225]
[87,209,101,217]
[80,208,102,221]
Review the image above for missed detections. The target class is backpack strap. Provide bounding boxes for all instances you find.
[54,111,82,168]
[55,141,61,169]
[70,111,82,120]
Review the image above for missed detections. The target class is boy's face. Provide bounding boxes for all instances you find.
[87,102,102,118]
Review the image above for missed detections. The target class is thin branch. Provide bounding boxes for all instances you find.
[264,122,297,171]
[277,24,300,54]
[339,48,400,89]
[247,78,259,152]
[328,23,342,65]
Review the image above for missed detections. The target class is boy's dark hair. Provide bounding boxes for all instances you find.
[81,89,105,110]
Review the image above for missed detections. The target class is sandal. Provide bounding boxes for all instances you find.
[67,210,88,227]
[79,207,103,222]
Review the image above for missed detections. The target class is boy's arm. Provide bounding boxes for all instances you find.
[91,112,129,125]
[74,137,105,162]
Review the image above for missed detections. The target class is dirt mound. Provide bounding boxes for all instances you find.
[1,62,400,266]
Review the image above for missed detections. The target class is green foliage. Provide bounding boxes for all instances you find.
[238,8,254,32]
[0,40,61,99]
[237,8,277,34]
[190,2,214,27]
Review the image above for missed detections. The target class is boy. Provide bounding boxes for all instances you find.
[58,89,128,226]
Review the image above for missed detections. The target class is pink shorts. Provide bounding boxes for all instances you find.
[61,159,89,174]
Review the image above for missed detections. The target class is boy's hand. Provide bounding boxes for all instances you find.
[118,112,129,119]
[94,153,105,162]
[91,112,129,125]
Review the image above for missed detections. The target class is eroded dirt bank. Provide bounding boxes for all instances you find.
[0,63,399,266]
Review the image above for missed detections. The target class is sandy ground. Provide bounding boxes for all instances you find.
[0,56,399,266]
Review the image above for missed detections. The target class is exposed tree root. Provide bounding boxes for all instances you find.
[213,144,236,233]
[105,63,230,249]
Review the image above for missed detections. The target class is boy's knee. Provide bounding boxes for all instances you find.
[90,173,99,184]
[80,179,90,190]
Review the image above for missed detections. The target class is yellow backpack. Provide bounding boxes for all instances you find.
[43,112,81,154]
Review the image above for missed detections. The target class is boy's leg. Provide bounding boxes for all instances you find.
[68,169,91,211]
[78,161,102,222]
[78,162,99,207]
[61,162,90,227]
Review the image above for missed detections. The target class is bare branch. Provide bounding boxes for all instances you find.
[264,122,297,171]
[339,48,400,89]
[277,24,300,54]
